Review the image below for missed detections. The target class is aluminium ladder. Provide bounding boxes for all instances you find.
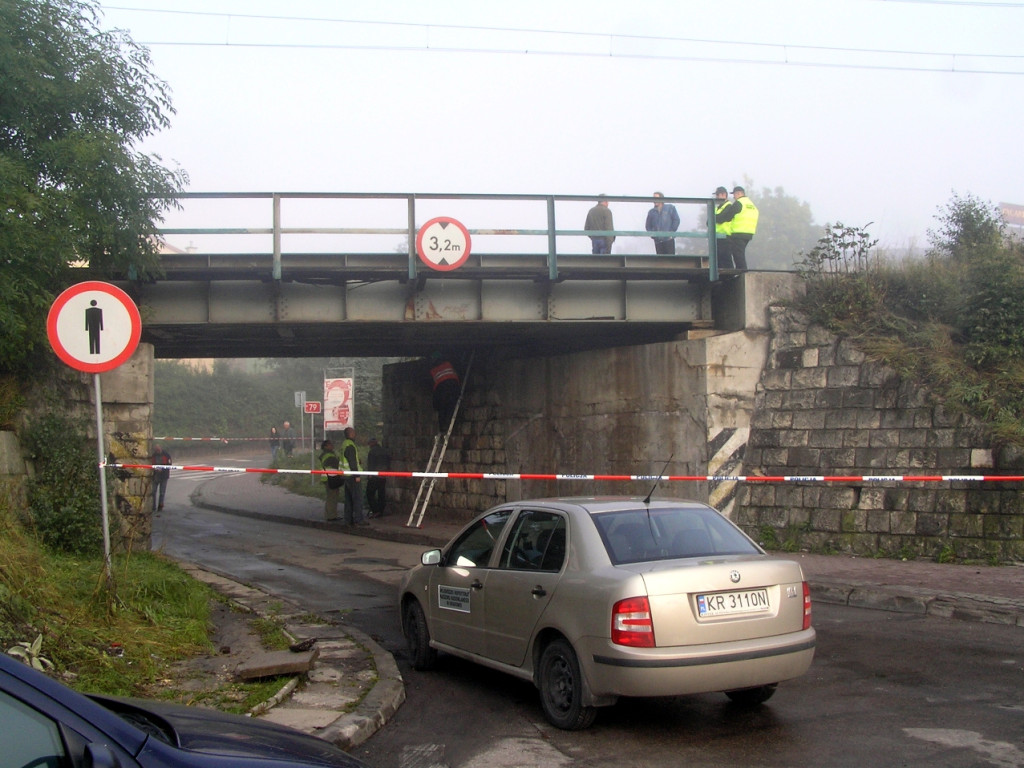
[407,352,474,528]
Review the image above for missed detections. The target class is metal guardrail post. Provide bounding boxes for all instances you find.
[272,194,282,281]
[706,200,718,282]
[546,196,558,281]
[407,196,417,280]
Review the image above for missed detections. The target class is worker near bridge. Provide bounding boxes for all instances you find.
[429,353,461,435]
[713,186,735,269]
[340,427,367,526]
[716,186,759,271]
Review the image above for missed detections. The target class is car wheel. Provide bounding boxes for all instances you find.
[537,638,597,730]
[403,599,437,671]
[725,683,778,706]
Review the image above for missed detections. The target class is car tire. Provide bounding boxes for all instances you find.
[725,683,778,706]
[537,638,597,730]
[403,599,437,671]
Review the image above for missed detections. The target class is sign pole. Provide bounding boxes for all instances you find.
[47,281,141,597]
[93,373,114,590]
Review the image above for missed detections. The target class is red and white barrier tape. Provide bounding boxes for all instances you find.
[104,463,1024,483]
[153,437,259,442]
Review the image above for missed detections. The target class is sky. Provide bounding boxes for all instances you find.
[94,0,1024,253]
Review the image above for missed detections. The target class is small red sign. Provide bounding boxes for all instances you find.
[304,401,322,414]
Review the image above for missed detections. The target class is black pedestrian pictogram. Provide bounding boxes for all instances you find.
[85,299,103,355]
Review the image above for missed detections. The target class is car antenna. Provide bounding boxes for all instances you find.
[643,454,674,505]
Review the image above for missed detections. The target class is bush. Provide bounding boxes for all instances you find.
[21,413,105,555]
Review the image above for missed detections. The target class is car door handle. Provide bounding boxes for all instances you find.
[531,586,547,597]
[471,580,484,590]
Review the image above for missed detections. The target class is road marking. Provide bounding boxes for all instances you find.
[399,737,573,768]
[400,743,447,768]
[904,728,1024,768]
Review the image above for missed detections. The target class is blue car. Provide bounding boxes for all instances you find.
[0,651,370,767]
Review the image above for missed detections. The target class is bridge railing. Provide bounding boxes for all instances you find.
[156,192,722,282]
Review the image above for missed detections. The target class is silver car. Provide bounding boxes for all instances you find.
[399,497,815,730]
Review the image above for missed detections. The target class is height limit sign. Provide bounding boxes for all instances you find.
[416,216,471,271]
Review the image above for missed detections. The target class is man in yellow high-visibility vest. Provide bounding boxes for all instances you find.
[724,185,759,271]
[713,186,735,269]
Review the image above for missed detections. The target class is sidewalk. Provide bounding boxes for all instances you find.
[187,474,1023,750]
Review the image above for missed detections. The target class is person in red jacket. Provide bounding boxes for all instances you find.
[429,353,461,434]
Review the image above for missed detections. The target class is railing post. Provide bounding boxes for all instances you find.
[272,194,282,281]
[706,200,719,282]
[408,195,417,280]
[547,196,557,281]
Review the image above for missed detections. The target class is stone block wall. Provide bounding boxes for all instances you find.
[733,307,1024,562]
[379,331,774,527]
[14,345,156,550]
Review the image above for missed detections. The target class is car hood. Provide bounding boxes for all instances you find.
[89,694,369,767]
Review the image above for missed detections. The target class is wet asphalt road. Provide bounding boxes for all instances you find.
[154,462,1024,768]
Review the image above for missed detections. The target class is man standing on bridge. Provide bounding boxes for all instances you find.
[713,186,735,269]
[717,186,759,271]
[584,195,615,254]
[645,192,680,254]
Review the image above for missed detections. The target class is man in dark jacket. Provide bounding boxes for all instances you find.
[584,195,615,254]
[365,437,391,517]
[151,444,172,512]
[645,192,680,254]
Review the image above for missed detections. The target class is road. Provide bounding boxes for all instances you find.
[154,463,1024,768]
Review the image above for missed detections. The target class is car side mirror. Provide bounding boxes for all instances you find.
[421,549,442,566]
[85,743,121,768]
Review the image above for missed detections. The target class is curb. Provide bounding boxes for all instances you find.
[810,582,1024,628]
[316,624,406,751]
[173,562,406,749]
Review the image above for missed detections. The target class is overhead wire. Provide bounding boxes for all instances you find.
[99,4,1024,75]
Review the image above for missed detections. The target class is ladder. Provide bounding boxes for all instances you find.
[407,352,474,528]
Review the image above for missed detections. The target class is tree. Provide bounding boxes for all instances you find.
[743,179,824,270]
[927,191,1005,261]
[0,0,187,375]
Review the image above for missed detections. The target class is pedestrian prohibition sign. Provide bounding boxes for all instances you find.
[47,281,142,373]
[416,216,471,271]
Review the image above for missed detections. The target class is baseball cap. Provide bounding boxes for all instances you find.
[714,186,728,195]
[732,185,745,194]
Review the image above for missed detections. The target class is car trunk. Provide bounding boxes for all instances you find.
[635,556,808,647]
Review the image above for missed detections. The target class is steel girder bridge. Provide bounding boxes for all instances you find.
[126,192,733,359]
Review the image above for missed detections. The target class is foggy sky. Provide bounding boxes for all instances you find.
[97,0,1024,253]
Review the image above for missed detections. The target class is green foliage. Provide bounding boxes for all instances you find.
[7,633,55,672]
[0,500,215,694]
[928,192,1004,260]
[155,358,392,443]
[21,413,104,555]
[0,0,187,376]
[796,222,883,325]
[797,194,1024,449]
[0,375,26,430]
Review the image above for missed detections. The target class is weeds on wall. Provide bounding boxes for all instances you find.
[795,194,1024,450]
[21,413,105,555]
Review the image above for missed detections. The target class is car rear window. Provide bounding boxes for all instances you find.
[594,506,760,564]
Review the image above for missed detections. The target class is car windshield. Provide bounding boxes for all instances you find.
[594,505,761,565]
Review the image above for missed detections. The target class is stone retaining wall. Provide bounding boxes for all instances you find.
[733,307,1024,562]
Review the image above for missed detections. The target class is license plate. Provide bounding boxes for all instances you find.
[697,588,770,617]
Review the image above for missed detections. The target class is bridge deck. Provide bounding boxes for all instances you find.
[128,192,735,358]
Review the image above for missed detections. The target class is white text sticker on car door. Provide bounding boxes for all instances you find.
[438,585,471,613]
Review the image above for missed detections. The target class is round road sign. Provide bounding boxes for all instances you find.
[416,216,472,271]
[47,281,142,373]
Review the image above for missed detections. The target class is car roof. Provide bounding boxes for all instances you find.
[506,497,714,515]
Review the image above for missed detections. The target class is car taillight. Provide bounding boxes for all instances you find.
[611,596,655,648]
[803,581,812,630]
